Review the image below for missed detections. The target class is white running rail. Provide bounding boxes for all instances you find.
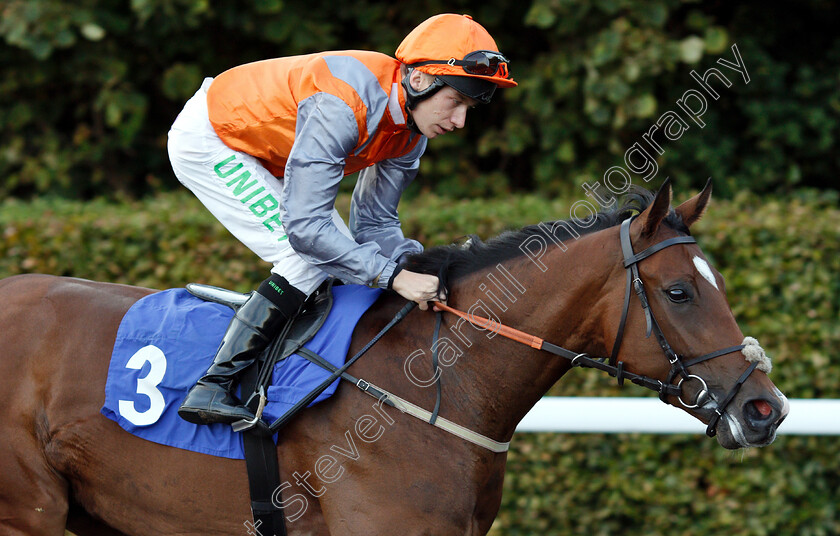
[515,397,838,435]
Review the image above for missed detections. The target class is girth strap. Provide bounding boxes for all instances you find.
[240,365,287,536]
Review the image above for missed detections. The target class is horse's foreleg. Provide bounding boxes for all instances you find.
[0,277,72,534]
[0,423,70,535]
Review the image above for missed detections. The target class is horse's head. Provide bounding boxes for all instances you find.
[605,179,788,449]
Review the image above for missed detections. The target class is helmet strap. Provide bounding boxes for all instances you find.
[401,68,445,134]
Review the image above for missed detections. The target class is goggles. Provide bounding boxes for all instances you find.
[409,50,511,78]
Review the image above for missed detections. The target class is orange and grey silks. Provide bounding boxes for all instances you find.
[205,50,428,289]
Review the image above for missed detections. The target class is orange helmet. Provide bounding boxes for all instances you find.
[396,14,516,106]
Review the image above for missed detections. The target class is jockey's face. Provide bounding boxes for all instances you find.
[408,71,477,139]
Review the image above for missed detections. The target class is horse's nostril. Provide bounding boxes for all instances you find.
[744,398,779,428]
[753,399,773,418]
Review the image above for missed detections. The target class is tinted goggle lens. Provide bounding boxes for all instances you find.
[461,51,509,76]
[410,50,511,78]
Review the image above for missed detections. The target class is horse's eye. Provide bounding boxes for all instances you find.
[666,287,691,303]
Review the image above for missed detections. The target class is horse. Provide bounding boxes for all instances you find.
[0,180,788,535]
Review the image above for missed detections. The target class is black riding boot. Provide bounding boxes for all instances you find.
[178,275,305,425]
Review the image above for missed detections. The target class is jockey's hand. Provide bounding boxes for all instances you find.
[391,269,447,311]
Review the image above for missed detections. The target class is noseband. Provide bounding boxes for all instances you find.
[434,216,762,438]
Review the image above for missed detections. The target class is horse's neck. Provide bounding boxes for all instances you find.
[440,237,616,440]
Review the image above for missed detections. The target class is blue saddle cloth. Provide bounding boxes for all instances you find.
[101,284,382,459]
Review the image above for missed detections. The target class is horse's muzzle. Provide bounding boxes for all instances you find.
[721,388,790,448]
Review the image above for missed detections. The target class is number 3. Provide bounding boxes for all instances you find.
[118,345,167,426]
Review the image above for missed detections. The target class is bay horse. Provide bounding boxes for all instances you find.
[0,181,788,535]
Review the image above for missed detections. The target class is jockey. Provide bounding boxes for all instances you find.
[169,13,516,426]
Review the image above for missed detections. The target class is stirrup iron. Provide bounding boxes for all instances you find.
[232,386,267,433]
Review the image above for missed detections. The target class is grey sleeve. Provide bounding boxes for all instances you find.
[281,93,394,287]
[349,136,428,268]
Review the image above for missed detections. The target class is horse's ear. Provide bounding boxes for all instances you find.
[637,178,673,238]
[675,178,712,228]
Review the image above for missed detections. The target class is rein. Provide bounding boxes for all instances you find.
[432,302,683,399]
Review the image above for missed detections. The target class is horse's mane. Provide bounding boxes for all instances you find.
[402,187,689,292]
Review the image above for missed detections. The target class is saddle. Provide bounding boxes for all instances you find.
[186,278,337,432]
[187,278,336,365]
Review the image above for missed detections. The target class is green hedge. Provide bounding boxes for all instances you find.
[2,1,839,199]
[1,191,838,534]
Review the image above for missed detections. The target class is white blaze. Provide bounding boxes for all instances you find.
[693,256,719,290]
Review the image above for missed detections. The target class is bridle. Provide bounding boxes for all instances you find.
[607,216,759,436]
[434,216,761,438]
